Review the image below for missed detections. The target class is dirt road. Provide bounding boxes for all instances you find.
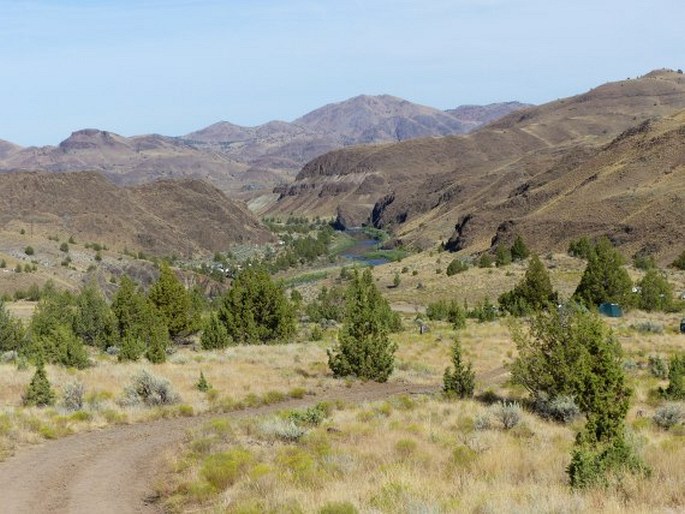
[0,381,436,514]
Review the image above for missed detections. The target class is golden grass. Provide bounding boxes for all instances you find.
[161,392,684,513]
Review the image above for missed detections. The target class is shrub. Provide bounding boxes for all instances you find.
[121,370,180,406]
[632,321,663,334]
[62,380,85,411]
[494,401,521,430]
[446,258,468,276]
[652,404,683,430]
[443,339,475,399]
[24,246,34,256]
[59,242,69,253]
[201,448,253,491]
[495,244,512,267]
[287,403,330,427]
[23,361,55,407]
[662,353,685,400]
[259,417,307,442]
[568,237,595,259]
[196,371,211,392]
[310,325,324,341]
[478,253,494,268]
[648,355,668,379]
[469,297,497,322]
[474,413,492,431]
[534,394,581,424]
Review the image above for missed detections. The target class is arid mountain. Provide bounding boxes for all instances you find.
[269,69,685,263]
[0,171,272,256]
[446,101,532,128]
[0,97,526,195]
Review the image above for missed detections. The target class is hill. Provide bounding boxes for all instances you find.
[0,171,271,257]
[269,69,685,262]
[0,97,526,195]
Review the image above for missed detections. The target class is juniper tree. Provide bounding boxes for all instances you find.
[23,360,55,407]
[148,262,199,340]
[74,281,118,349]
[443,338,475,398]
[499,254,558,316]
[200,312,232,350]
[637,268,673,312]
[0,299,24,352]
[327,268,398,382]
[573,238,632,307]
[217,266,295,345]
[510,234,530,261]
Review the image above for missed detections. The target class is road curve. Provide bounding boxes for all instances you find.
[0,381,436,514]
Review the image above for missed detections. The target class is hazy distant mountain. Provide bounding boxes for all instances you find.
[0,96,527,194]
[269,69,685,263]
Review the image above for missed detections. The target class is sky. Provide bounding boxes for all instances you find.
[1,0,683,146]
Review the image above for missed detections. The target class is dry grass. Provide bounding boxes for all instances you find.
[160,392,684,513]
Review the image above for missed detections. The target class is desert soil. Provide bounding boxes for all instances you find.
[0,381,437,514]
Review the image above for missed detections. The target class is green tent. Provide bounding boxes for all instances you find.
[599,303,623,317]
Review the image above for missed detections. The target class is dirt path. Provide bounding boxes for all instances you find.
[0,381,436,514]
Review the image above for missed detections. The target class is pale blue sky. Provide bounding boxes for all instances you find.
[1,0,682,146]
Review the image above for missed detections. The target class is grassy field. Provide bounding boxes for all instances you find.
[1,250,683,512]
[156,308,685,513]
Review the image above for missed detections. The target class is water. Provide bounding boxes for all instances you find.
[339,232,390,267]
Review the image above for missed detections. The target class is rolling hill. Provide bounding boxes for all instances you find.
[0,171,272,257]
[268,69,685,263]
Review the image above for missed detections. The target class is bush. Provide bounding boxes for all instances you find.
[24,246,34,256]
[652,404,683,430]
[201,448,253,491]
[534,394,581,424]
[446,258,468,276]
[568,237,595,259]
[59,242,69,253]
[121,370,180,406]
[478,253,494,268]
[494,401,521,430]
[632,321,663,334]
[196,371,211,392]
[259,417,307,442]
[648,355,668,379]
[662,353,685,400]
[510,234,530,261]
[287,403,331,427]
[62,380,85,411]
[23,362,55,407]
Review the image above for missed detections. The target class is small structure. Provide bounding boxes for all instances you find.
[419,323,430,335]
[599,303,623,318]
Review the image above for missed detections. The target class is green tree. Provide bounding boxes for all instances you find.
[327,268,397,382]
[498,255,558,316]
[306,285,346,323]
[478,253,494,268]
[568,237,595,259]
[446,258,468,276]
[200,312,232,350]
[662,353,685,400]
[112,276,169,361]
[148,262,199,340]
[511,307,645,487]
[637,269,673,312]
[74,281,118,349]
[495,244,512,267]
[573,238,632,307]
[510,234,530,261]
[218,266,295,345]
[443,338,475,398]
[23,360,55,407]
[0,299,24,352]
